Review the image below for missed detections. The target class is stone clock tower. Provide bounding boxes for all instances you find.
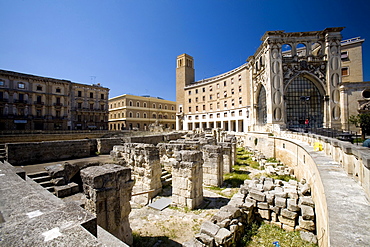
[176,54,194,130]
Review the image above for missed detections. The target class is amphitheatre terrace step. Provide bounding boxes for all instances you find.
[32,175,52,183]
[39,181,54,188]
[27,171,49,178]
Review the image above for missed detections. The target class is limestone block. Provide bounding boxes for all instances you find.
[300,231,318,244]
[278,216,296,228]
[214,228,232,245]
[266,192,275,204]
[195,233,214,246]
[218,219,231,228]
[258,209,271,220]
[270,205,281,214]
[183,238,206,247]
[281,209,298,220]
[298,216,315,231]
[263,181,275,191]
[299,196,315,208]
[300,205,315,220]
[275,192,288,198]
[257,202,269,210]
[275,197,287,208]
[245,197,257,207]
[54,184,71,198]
[271,212,278,222]
[242,201,254,211]
[200,221,220,237]
[287,199,300,212]
[299,183,311,196]
[249,190,266,202]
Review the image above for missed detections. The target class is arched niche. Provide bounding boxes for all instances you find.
[296,43,307,57]
[282,44,292,57]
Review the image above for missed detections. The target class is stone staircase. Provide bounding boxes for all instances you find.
[0,144,6,162]
[27,171,55,193]
[161,168,172,187]
[27,171,80,198]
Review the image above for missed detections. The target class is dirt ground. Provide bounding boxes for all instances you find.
[129,187,237,247]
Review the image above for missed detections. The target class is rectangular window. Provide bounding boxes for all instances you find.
[195,97,198,102]
[189,107,191,112]
[188,90,191,95]
[195,89,198,94]
[210,94,213,100]
[37,85,42,91]
[342,67,349,76]
[224,81,226,86]
[210,103,213,110]
[78,91,82,97]
[202,87,205,92]
[203,105,205,111]
[101,94,104,99]
[196,106,199,111]
[100,104,105,110]
[188,98,192,103]
[202,96,205,101]
[56,88,61,93]
[19,93,24,102]
[90,92,94,98]
[0,80,4,86]
[341,51,349,60]
[18,82,25,89]
[78,102,82,109]
[224,91,227,98]
[90,103,94,109]
[224,101,227,108]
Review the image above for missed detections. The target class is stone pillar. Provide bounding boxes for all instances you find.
[80,164,134,245]
[219,142,232,174]
[172,150,203,209]
[202,145,223,187]
[131,143,162,205]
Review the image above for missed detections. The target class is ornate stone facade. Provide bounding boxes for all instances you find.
[176,28,370,134]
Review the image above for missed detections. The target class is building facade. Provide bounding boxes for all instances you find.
[108,94,176,131]
[0,70,109,131]
[176,28,370,133]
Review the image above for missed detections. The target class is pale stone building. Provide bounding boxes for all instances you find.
[176,28,370,133]
[0,69,109,131]
[108,94,176,131]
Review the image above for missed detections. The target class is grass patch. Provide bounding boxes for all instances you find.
[224,170,251,187]
[243,222,318,247]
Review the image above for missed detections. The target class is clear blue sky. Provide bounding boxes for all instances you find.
[1,0,369,101]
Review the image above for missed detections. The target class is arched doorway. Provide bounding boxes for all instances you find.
[257,86,267,124]
[285,75,323,129]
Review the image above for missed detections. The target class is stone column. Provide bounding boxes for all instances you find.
[202,145,223,187]
[131,143,162,205]
[172,150,203,209]
[219,142,232,174]
[81,164,134,245]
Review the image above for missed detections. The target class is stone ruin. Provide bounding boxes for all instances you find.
[110,136,236,209]
[184,176,317,246]
[81,164,134,245]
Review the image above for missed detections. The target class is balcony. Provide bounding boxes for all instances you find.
[53,103,63,107]
[14,99,28,104]
[34,101,45,106]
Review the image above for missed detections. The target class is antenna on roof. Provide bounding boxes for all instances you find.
[90,76,96,84]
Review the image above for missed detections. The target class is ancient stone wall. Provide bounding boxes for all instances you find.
[111,143,163,205]
[172,150,204,209]
[96,138,123,154]
[6,139,96,165]
[81,164,134,245]
[184,177,317,246]
[201,145,223,187]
